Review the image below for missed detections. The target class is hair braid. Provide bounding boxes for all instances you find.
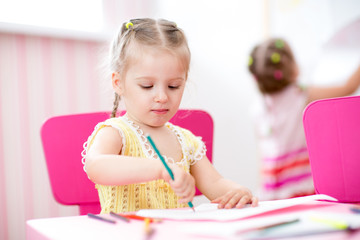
[111,93,120,118]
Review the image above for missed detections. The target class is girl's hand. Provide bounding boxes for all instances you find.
[161,164,195,204]
[211,188,258,209]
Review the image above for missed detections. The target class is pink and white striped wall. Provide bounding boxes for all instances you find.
[0,32,111,240]
[0,1,155,239]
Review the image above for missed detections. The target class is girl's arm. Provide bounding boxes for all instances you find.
[85,126,196,203]
[307,65,360,104]
[84,126,164,185]
[191,156,258,208]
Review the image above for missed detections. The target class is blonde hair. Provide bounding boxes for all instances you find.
[109,18,191,117]
[248,38,297,94]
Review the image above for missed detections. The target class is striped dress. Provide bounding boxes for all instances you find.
[252,84,315,200]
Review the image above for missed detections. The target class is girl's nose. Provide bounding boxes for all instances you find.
[154,88,168,103]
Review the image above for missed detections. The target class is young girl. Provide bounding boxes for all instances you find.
[248,38,360,200]
[82,18,258,214]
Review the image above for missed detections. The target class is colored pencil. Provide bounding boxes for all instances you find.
[113,213,161,222]
[87,213,116,224]
[110,211,130,222]
[146,134,195,212]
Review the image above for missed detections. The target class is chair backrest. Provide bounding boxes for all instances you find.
[303,96,360,203]
[41,109,214,215]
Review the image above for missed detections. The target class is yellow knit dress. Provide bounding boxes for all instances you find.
[82,116,206,213]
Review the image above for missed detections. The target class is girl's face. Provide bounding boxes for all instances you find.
[114,47,187,128]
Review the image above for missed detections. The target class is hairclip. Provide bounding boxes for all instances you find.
[125,22,133,29]
[274,70,283,80]
[271,52,281,64]
[275,39,285,49]
[298,84,306,91]
[248,56,254,66]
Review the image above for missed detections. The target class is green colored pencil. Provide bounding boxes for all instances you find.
[146,134,195,212]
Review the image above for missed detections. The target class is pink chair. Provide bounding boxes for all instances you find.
[303,96,360,203]
[41,109,214,215]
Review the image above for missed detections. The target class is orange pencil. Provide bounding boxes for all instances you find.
[112,212,161,223]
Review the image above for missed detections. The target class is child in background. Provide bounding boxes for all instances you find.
[248,38,360,200]
[82,18,258,213]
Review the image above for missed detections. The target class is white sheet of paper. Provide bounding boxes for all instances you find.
[179,211,360,238]
[240,211,360,239]
[179,213,300,237]
[136,194,337,221]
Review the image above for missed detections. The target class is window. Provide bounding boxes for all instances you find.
[0,0,106,40]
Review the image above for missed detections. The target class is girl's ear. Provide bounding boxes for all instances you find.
[112,72,124,95]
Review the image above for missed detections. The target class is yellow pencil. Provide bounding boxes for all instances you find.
[144,218,154,239]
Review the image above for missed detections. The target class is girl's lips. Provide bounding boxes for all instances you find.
[151,109,169,114]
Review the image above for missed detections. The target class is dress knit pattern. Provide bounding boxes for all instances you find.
[252,84,315,200]
[82,116,206,213]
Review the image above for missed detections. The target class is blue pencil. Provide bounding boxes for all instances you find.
[146,134,195,212]
[87,213,116,224]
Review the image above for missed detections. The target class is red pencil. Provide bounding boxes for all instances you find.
[113,212,161,222]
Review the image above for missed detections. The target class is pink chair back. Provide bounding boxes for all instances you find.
[303,96,360,203]
[41,109,214,214]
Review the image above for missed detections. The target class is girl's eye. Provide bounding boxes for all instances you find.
[169,85,180,89]
[140,85,153,89]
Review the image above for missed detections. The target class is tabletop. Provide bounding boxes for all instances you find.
[26,201,360,240]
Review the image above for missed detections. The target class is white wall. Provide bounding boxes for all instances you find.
[149,0,360,199]
[268,0,360,86]
[154,0,265,195]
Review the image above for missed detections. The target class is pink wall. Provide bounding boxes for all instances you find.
[0,1,159,238]
[0,33,109,240]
